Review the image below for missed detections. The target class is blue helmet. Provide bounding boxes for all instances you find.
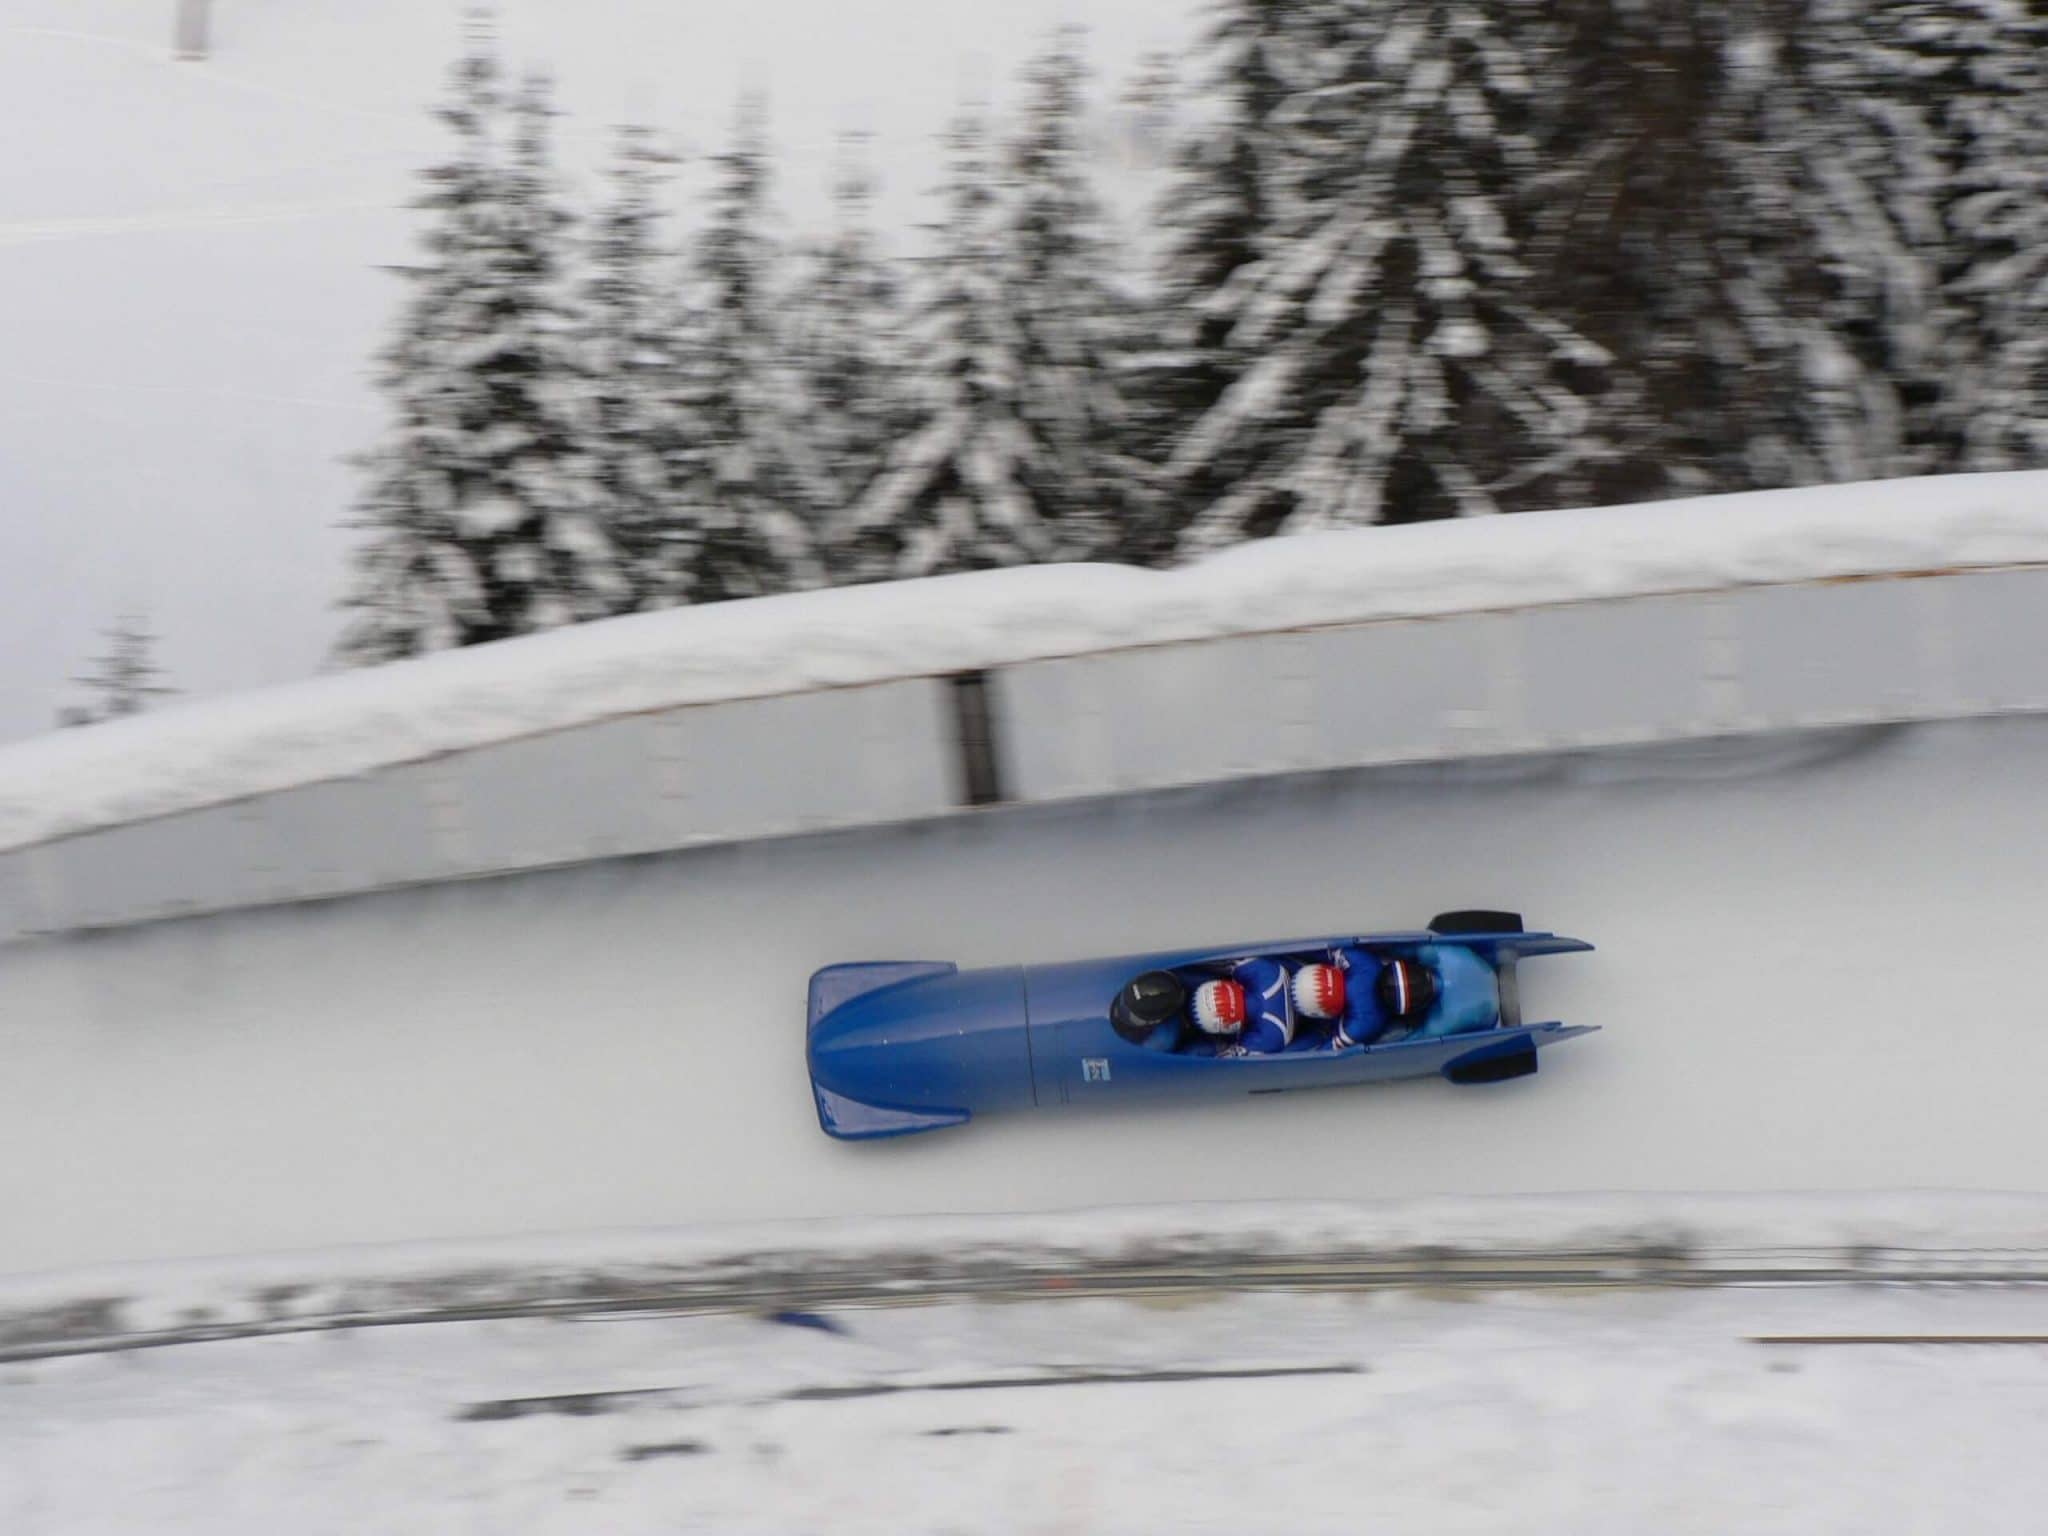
[1375,956,1437,1022]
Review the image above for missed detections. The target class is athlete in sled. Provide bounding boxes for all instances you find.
[806,911,1594,1140]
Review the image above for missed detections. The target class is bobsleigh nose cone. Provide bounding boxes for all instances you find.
[807,965,1034,1121]
[809,1007,886,1057]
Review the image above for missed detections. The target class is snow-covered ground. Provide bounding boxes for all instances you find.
[3,467,2045,854]
[6,1282,2047,1533]
[0,0,1192,743]
[5,715,2046,1276]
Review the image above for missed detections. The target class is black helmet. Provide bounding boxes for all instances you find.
[1112,970,1188,1044]
[1375,957,1438,1022]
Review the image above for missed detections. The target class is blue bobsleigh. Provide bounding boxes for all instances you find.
[806,911,1594,1140]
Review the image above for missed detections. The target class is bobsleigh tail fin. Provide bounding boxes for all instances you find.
[1439,933,1594,964]
[1440,1022,1596,1085]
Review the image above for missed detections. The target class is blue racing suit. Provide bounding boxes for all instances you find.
[1329,945,1394,1047]
[1224,956,1295,1054]
[1407,944,1502,1038]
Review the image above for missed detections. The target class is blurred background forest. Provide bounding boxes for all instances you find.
[338,0,2048,663]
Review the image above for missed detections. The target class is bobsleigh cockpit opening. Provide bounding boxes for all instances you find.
[1105,941,1502,1058]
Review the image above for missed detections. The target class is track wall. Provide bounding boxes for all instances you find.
[5,566,2044,943]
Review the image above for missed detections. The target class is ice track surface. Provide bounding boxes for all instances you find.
[3,718,2046,1274]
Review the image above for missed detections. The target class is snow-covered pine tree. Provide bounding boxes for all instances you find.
[579,122,699,610]
[1528,0,1924,500]
[1149,0,1300,542]
[787,138,913,580]
[1792,0,1949,479]
[338,47,612,664]
[58,613,174,728]
[839,108,1059,577]
[669,102,822,604]
[1920,0,2048,470]
[847,43,1153,578]
[1001,30,1157,564]
[1736,9,1916,487]
[1172,0,1610,553]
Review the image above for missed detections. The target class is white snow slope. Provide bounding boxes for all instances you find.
[0,0,1192,744]
[3,715,2045,1276]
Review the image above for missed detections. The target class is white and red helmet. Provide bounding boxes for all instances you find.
[1190,979,1247,1035]
[1291,963,1346,1020]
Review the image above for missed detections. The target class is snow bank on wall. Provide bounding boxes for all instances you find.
[1,470,2045,854]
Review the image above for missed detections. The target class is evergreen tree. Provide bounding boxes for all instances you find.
[1528,0,1940,500]
[840,108,1061,576]
[1925,0,2048,469]
[1793,2,1941,478]
[339,46,611,664]
[848,41,1153,578]
[1794,1,2048,477]
[788,138,913,577]
[59,614,173,728]
[1173,0,1610,552]
[579,122,698,610]
[1150,0,1298,539]
[1739,9,1913,487]
[1002,30,1157,563]
[668,102,822,603]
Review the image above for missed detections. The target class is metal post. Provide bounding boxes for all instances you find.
[948,671,1007,808]
[174,0,210,60]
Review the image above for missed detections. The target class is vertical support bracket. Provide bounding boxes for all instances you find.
[1702,593,1746,732]
[949,671,1007,808]
[422,767,472,878]
[1914,575,1959,719]
[174,0,211,60]
[1484,610,1529,753]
